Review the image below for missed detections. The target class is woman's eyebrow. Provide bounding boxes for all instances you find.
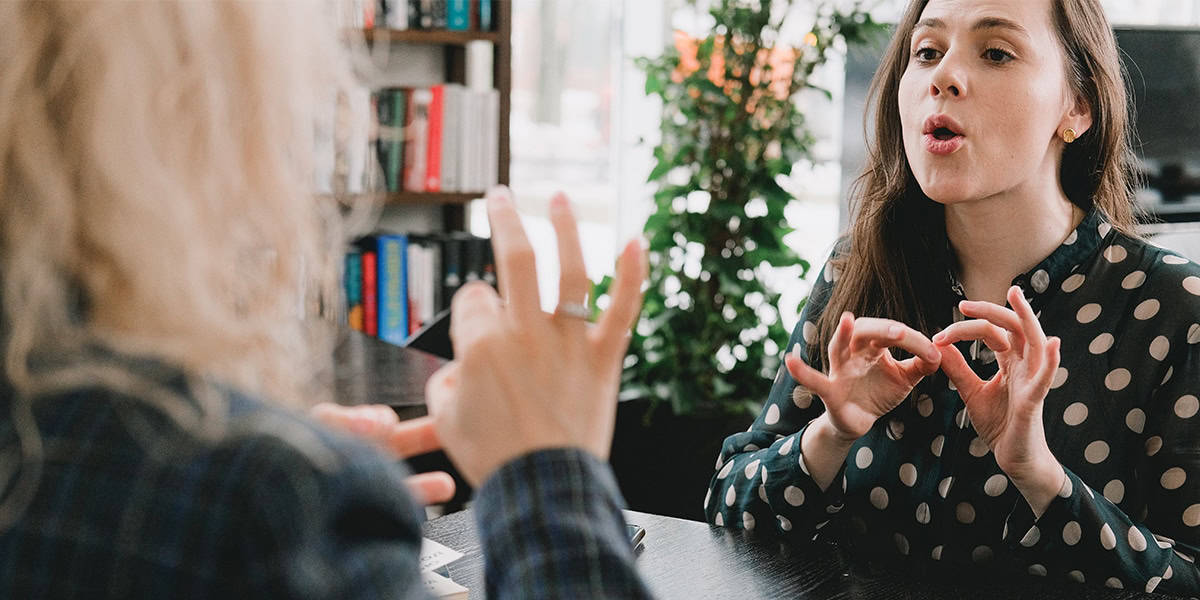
[914,16,1031,39]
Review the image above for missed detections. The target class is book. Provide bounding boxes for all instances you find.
[481,88,500,189]
[439,84,462,193]
[344,86,372,194]
[361,250,378,337]
[382,0,408,29]
[376,88,408,193]
[425,84,445,192]
[479,0,493,31]
[344,250,364,332]
[403,88,431,192]
[376,233,410,345]
[446,0,469,30]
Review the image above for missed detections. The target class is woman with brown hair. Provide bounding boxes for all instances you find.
[708,0,1200,593]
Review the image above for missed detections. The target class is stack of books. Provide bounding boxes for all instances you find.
[346,232,496,345]
[350,0,496,31]
[375,84,501,194]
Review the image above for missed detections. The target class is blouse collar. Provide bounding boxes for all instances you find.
[948,208,1110,311]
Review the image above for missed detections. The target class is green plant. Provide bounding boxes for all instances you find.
[592,0,881,420]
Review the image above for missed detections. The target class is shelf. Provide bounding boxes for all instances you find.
[360,29,501,45]
[381,191,483,205]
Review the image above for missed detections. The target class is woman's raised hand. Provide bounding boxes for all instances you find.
[786,312,942,442]
[425,188,648,487]
[933,286,1066,516]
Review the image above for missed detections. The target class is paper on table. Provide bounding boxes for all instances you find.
[422,570,469,600]
[420,537,465,572]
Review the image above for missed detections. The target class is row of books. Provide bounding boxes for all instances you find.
[375,84,500,194]
[350,0,496,31]
[346,232,496,345]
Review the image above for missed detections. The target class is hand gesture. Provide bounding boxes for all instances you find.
[425,188,648,487]
[310,403,456,505]
[933,286,1065,514]
[785,312,942,441]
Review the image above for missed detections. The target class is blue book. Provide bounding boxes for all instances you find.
[478,0,492,31]
[376,233,410,345]
[447,0,469,30]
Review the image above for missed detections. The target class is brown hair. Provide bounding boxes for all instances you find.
[813,0,1139,363]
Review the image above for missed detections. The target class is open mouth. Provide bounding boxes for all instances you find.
[932,127,959,141]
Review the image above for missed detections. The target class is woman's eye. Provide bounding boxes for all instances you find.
[983,48,1015,63]
[914,47,940,62]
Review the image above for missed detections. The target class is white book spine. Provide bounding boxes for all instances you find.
[344,86,371,194]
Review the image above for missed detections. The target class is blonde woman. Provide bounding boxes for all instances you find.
[708,0,1200,594]
[0,2,652,598]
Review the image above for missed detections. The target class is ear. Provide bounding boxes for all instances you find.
[1060,93,1094,139]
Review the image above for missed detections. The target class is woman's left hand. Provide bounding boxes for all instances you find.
[311,403,456,506]
[933,285,1066,517]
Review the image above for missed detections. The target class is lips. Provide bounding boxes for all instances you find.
[922,114,965,156]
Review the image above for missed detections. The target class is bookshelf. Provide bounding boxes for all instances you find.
[361,2,511,231]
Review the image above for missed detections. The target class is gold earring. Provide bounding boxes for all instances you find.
[1062,128,1077,143]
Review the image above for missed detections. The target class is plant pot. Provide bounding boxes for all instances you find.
[609,399,755,522]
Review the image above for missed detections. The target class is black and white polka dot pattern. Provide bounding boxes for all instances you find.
[705,211,1200,594]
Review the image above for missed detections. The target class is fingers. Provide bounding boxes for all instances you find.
[485,187,541,324]
[593,236,648,355]
[958,298,1026,352]
[896,350,942,382]
[827,312,855,366]
[404,472,457,506]
[424,362,459,418]
[383,416,442,458]
[932,320,1011,353]
[1009,285,1047,359]
[548,192,590,308]
[937,342,985,398]
[784,350,832,400]
[449,281,503,351]
[311,403,398,438]
[847,317,941,363]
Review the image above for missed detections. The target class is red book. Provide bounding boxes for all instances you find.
[425,84,444,192]
[361,250,378,337]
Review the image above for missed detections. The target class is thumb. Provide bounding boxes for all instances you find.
[937,343,984,398]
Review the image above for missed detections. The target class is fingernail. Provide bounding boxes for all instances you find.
[549,193,568,214]
[932,332,944,343]
[487,186,511,207]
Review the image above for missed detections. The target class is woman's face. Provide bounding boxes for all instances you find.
[898,0,1086,205]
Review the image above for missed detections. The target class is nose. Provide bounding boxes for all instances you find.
[929,54,965,98]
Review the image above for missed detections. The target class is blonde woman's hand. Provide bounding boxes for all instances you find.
[933,286,1065,517]
[785,312,943,442]
[425,189,648,488]
[310,403,456,505]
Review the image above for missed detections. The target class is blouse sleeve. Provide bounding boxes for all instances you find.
[1001,300,1200,594]
[704,257,854,541]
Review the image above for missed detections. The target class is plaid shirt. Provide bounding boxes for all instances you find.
[0,353,653,599]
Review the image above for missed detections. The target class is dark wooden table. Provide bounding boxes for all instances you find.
[333,330,445,420]
[336,332,1183,599]
[424,509,1181,600]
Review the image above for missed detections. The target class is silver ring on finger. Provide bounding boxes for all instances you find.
[554,301,591,321]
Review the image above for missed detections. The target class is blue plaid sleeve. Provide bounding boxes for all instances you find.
[473,448,655,599]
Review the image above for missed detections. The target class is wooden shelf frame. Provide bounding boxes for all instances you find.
[361,29,502,45]
[358,3,511,231]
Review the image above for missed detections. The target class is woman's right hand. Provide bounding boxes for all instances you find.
[785,312,942,442]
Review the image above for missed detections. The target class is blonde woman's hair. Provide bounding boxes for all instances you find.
[0,1,360,526]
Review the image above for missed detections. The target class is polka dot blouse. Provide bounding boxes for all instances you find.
[706,210,1200,594]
